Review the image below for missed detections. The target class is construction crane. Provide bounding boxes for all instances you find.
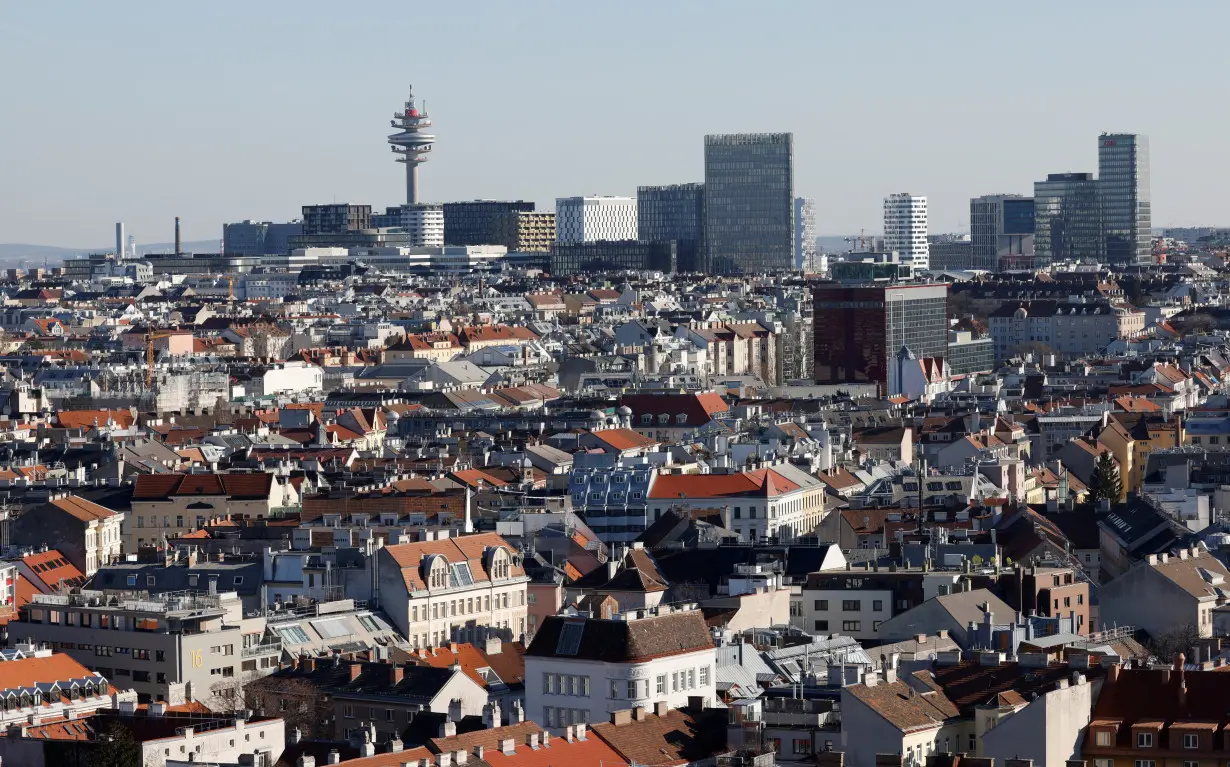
[843,229,870,252]
[144,333,154,389]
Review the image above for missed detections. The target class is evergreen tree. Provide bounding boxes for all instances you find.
[91,720,143,767]
[1090,451,1123,502]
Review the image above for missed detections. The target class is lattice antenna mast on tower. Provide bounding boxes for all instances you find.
[387,85,436,204]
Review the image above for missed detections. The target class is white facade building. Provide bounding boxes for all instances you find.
[555,196,638,244]
[795,197,817,269]
[388,203,445,247]
[257,360,324,397]
[884,193,929,270]
[524,607,716,732]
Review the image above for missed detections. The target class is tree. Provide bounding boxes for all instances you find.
[1011,341,1053,362]
[90,720,143,767]
[1089,451,1123,503]
[1148,622,1201,664]
[242,674,334,739]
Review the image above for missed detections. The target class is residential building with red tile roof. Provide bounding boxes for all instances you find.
[377,532,529,647]
[129,472,296,551]
[646,464,826,542]
[11,494,124,576]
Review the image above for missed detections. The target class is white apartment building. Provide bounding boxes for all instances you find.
[524,606,716,732]
[884,193,929,270]
[389,203,445,247]
[555,196,638,244]
[377,531,530,646]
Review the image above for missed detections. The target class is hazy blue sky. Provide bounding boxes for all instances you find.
[3,1,1228,247]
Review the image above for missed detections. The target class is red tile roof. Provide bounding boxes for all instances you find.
[48,496,119,523]
[648,468,800,500]
[384,532,523,593]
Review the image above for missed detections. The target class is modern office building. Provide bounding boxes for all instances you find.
[371,203,444,247]
[496,211,556,252]
[795,197,817,270]
[946,329,995,375]
[970,195,1035,271]
[555,196,638,244]
[883,194,929,270]
[1098,133,1152,266]
[928,235,973,271]
[442,200,536,246]
[703,133,794,274]
[550,240,676,276]
[222,221,304,256]
[387,84,436,204]
[302,204,371,235]
[637,183,705,272]
[812,283,949,391]
[1033,173,1100,265]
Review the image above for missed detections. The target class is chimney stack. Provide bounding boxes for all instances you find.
[175,216,182,255]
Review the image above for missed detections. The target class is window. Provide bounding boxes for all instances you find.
[1133,762,1155,767]
[968,735,976,752]
[1183,734,1198,749]
[1136,732,1153,748]
[126,575,137,587]
[814,620,829,631]
[700,666,710,686]
[146,575,155,586]
[344,705,354,718]
[1182,762,1198,767]
[1095,731,1112,746]
[386,709,395,722]
[656,675,666,695]
[872,600,883,612]
[814,600,828,610]
[842,600,860,611]
[626,680,637,699]
[842,621,861,632]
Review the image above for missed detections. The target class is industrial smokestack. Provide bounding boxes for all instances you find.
[115,223,125,259]
[174,217,181,255]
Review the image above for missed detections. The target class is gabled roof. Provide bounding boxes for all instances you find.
[526,610,713,663]
[132,472,274,501]
[383,532,523,593]
[47,495,119,523]
[648,468,801,500]
[846,679,959,732]
[590,707,729,766]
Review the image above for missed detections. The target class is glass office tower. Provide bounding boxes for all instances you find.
[703,133,794,274]
[637,183,704,271]
[1098,133,1152,266]
[1033,173,1100,265]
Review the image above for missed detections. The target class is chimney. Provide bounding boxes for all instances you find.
[289,727,302,744]
[526,732,540,750]
[611,709,633,726]
[150,702,167,717]
[175,216,182,255]
[633,706,650,721]
[455,750,468,766]
[500,738,516,755]
[438,752,452,767]
[389,663,404,687]
[388,736,403,753]
[483,701,502,729]
[326,751,341,766]
[564,725,575,743]
[439,721,456,738]
[304,657,316,672]
[474,746,485,761]
[654,701,670,717]
[508,700,524,725]
[297,756,316,767]
[575,724,587,741]
[349,662,362,682]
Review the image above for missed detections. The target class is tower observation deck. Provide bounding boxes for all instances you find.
[388,85,436,205]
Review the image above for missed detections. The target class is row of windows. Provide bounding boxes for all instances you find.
[410,592,521,623]
[1095,730,1201,750]
[813,599,884,612]
[813,620,880,632]
[544,673,590,697]
[135,515,204,529]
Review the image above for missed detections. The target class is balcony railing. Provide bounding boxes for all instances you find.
[243,641,283,658]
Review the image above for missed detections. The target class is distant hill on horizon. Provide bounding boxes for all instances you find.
[0,240,220,267]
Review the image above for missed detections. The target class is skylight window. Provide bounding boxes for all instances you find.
[556,622,584,655]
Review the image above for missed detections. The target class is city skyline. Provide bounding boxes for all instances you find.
[3,1,1229,247]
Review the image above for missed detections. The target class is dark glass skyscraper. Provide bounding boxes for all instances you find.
[703,133,794,274]
[637,183,704,272]
[812,283,948,389]
[1033,173,1100,265]
[442,200,536,246]
[1098,133,1151,266]
[970,195,1035,271]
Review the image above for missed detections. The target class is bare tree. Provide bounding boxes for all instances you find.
[241,674,334,738]
[1147,623,1201,664]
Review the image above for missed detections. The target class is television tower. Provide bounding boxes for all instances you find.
[388,85,435,204]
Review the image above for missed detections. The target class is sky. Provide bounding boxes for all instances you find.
[3,1,1229,248]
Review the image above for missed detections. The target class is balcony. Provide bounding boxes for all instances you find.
[243,641,283,659]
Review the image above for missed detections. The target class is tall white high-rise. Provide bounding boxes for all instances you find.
[555,196,638,244]
[883,193,929,270]
[794,197,816,269]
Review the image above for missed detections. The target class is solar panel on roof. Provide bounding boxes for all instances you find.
[556,621,584,655]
